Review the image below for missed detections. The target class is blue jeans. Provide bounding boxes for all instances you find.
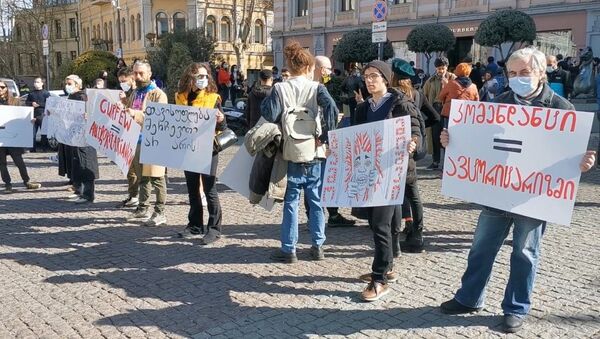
[454,207,546,317]
[281,161,326,253]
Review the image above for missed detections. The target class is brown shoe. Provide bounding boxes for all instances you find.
[361,281,389,302]
[358,271,398,283]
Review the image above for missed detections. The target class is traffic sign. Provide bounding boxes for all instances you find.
[41,24,48,40]
[372,0,387,22]
[42,39,49,56]
[372,32,387,43]
[372,21,387,33]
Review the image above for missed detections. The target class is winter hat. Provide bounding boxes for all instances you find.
[454,63,472,77]
[365,60,392,85]
[391,58,415,80]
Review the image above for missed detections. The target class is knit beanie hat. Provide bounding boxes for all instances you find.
[454,63,472,77]
[391,58,415,80]
[365,60,392,85]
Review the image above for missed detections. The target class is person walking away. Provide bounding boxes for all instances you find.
[437,63,480,127]
[439,47,597,333]
[175,62,227,245]
[25,77,50,152]
[126,61,169,226]
[260,41,338,263]
[246,69,273,128]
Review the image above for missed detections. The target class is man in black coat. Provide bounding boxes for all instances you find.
[245,69,273,128]
[25,77,50,152]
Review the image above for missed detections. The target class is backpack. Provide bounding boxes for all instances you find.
[277,80,321,163]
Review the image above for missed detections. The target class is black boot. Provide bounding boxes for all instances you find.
[400,224,424,253]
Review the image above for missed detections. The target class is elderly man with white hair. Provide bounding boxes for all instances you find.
[439,47,597,333]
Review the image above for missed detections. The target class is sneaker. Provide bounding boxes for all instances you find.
[270,249,298,263]
[67,194,81,200]
[361,281,389,302]
[74,197,93,204]
[25,182,41,189]
[116,197,139,208]
[426,162,439,170]
[309,246,325,261]
[503,314,524,333]
[177,225,204,239]
[440,298,482,314]
[327,213,356,227]
[143,212,167,227]
[4,184,13,193]
[200,229,221,245]
[358,271,398,283]
[127,208,151,221]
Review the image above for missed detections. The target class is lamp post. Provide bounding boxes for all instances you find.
[111,0,122,58]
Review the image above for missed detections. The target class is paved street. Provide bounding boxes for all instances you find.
[0,137,599,339]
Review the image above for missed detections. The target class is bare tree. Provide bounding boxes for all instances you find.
[230,0,272,74]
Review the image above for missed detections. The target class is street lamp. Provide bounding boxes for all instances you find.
[111,0,122,58]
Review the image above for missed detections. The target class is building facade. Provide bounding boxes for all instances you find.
[272,0,600,72]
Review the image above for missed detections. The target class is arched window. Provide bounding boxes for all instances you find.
[130,15,135,42]
[121,18,126,43]
[137,14,142,40]
[220,17,231,42]
[156,12,168,37]
[254,19,264,44]
[103,22,108,40]
[109,21,113,42]
[173,12,185,32]
[206,15,216,39]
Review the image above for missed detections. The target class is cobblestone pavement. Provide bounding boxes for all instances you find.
[0,135,599,338]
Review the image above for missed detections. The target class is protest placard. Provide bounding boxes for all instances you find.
[321,116,411,208]
[139,102,217,174]
[85,93,141,176]
[85,89,121,117]
[43,96,87,147]
[0,106,34,148]
[441,99,595,226]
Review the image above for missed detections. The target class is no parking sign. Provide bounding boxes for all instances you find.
[372,0,387,22]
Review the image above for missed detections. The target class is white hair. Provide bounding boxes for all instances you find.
[65,74,82,88]
[315,55,331,68]
[507,47,547,80]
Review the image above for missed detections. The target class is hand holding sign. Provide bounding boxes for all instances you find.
[580,151,596,172]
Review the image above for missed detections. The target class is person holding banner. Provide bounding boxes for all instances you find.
[439,47,597,333]
[0,81,42,193]
[175,62,226,244]
[126,61,169,227]
[351,60,420,301]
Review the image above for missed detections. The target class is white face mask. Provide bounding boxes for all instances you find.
[196,78,208,89]
[546,66,555,73]
[65,84,75,94]
[120,82,131,92]
[509,76,538,97]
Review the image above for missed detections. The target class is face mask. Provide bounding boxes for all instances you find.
[64,85,75,94]
[120,82,131,92]
[509,77,538,97]
[33,83,43,90]
[322,74,331,84]
[195,79,208,89]
[546,66,555,73]
[223,65,229,69]
[135,79,151,88]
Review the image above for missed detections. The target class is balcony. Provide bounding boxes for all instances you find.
[90,0,111,6]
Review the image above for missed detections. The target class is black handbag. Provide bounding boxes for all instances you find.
[214,128,238,153]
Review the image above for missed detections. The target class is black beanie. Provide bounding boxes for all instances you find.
[365,60,392,85]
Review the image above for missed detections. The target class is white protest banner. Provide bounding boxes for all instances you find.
[220,145,275,211]
[44,96,87,147]
[441,99,594,226]
[321,116,411,208]
[140,102,217,174]
[85,89,121,117]
[85,93,141,176]
[0,106,34,148]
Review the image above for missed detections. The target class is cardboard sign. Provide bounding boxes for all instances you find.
[85,89,121,117]
[441,99,595,226]
[139,102,217,174]
[43,96,87,147]
[85,93,141,176]
[321,116,411,208]
[0,106,34,148]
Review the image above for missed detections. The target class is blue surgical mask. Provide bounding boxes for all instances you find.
[196,79,208,89]
[509,77,537,97]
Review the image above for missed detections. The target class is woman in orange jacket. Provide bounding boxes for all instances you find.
[437,62,480,122]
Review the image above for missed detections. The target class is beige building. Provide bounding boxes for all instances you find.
[273,0,600,72]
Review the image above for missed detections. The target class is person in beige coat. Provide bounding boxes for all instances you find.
[125,61,169,226]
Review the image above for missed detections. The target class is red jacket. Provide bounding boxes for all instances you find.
[217,69,231,86]
[438,78,479,117]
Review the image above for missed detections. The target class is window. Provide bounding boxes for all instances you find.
[156,12,168,37]
[137,14,142,40]
[121,18,126,42]
[15,26,21,41]
[296,0,308,17]
[55,52,62,67]
[104,22,108,40]
[173,12,185,32]
[392,0,411,4]
[206,16,216,38]
[55,20,62,39]
[30,54,36,68]
[254,19,264,44]
[28,23,34,39]
[70,51,77,60]
[109,21,113,43]
[18,54,23,74]
[130,15,135,41]
[340,0,354,11]
[220,17,231,42]
[69,18,77,38]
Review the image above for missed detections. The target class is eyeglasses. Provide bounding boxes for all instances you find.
[194,74,209,79]
[364,73,383,81]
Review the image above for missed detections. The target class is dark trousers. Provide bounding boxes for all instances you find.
[74,180,95,201]
[431,120,443,163]
[368,205,397,283]
[596,111,600,164]
[0,147,30,185]
[218,85,230,104]
[184,155,222,231]
[400,180,424,232]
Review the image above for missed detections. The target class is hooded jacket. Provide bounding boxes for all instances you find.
[246,84,272,128]
[438,77,480,117]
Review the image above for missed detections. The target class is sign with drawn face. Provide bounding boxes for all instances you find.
[43,96,87,147]
[0,106,34,148]
[321,116,411,208]
[441,99,595,226]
